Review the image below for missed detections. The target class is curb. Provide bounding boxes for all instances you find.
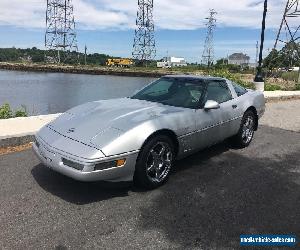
[0,135,34,148]
[265,95,300,103]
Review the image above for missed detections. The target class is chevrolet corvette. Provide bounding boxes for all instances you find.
[33,75,265,188]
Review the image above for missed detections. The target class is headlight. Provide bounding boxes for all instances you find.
[62,158,84,171]
[94,159,126,171]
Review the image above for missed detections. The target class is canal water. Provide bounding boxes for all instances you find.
[0,70,155,116]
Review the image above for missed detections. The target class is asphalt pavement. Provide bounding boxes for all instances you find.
[0,100,299,249]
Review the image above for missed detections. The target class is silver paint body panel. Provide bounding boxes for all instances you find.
[33,77,265,182]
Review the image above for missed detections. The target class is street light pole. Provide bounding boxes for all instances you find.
[254,0,268,91]
[84,45,87,66]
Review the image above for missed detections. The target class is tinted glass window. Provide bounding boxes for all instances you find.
[232,82,248,97]
[131,77,206,109]
[141,79,173,97]
[205,81,232,104]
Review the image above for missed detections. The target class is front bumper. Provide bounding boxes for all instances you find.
[32,137,139,182]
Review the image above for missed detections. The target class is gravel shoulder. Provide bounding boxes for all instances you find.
[260,100,300,132]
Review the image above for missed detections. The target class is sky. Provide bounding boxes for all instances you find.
[0,0,290,63]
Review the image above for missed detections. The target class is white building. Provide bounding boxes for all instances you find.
[157,56,187,68]
[289,66,299,72]
[228,53,250,66]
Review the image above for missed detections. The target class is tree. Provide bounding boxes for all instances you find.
[0,47,113,65]
[263,49,280,69]
[216,58,228,65]
[263,41,300,69]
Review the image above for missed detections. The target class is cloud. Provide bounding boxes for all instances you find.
[0,0,288,30]
[0,0,44,28]
[75,0,130,30]
[153,0,286,30]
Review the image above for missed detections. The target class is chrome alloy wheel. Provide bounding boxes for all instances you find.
[146,142,173,183]
[242,115,255,144]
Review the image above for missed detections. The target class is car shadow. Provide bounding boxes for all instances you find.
[137,126,300,249]
[31,139,233,205]
[174,139,233,174]
[29,125,300,248]
[31,164,135,205]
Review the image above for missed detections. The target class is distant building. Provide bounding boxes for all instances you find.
[228,53,250,66]
[289,66,299,72]
[157,56,187,68]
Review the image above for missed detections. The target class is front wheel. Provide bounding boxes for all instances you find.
[231,110,256,148]
[134,135,175,189]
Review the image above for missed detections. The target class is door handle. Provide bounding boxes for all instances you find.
[232,105,237,109]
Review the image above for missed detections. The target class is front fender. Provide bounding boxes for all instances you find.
[92,108,196,157]
[93,121,162,156]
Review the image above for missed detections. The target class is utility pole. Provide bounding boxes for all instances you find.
[132,0,156,66]
[45,0,78,64]
[256,41,259,65]
[254,0,268,91]
[202,9,217,68]
[84,45,87,65]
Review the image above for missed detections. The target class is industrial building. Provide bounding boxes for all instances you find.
[157,57,187,68]
[228,53,250,66]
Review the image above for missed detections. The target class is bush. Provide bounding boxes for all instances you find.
[0,103,28,119]
[294,84,300,91]
[208,69,254,89]
[0,104,13,119]
[227,64,242,73]
[14,105,28,117]
[281,71,299,82]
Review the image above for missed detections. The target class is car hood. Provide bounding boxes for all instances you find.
[47,98,168,148]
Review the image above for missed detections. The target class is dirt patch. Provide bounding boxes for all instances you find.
[0,143,32,156]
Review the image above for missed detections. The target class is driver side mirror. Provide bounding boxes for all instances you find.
[204,100,220,111]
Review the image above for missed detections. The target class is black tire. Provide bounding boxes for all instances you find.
[134,135,175,189]
[231,110,256,148]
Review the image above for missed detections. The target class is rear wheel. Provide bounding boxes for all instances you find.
[134,135,175,189]
[232,110,256,148]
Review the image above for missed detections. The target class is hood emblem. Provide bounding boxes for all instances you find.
[67,128,75,133]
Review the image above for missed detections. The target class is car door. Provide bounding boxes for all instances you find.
[226,81,246,134]
[193,80,239,150]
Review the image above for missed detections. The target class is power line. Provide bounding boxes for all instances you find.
[271,0,300,82]
[132,0,156,64]
[45,0,78,63]
[202,9,217,67]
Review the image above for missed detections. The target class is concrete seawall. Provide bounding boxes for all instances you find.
[0,62,169,78]
[0,114,61,147]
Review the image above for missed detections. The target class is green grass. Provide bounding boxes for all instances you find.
[281,71,299,82]
[264,84,282,91]
[208,70,254,89]
[294,84,300,90]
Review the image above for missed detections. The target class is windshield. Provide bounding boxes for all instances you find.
[131,77,206,109]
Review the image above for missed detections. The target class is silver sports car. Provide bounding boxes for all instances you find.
[33,75,265,188]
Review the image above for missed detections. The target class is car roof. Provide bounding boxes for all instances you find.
[163,75,226,81]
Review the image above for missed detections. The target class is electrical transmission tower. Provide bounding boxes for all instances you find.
[45,0,78,63]
[270,0,300,82]
[202,9,217,67]
[132,0,156,64]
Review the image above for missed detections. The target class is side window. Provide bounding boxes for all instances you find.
[142,80,173,97]
[232,82,248,97]
[205,81,232,104]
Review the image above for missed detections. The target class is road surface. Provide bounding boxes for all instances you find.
[0,100,299,249]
